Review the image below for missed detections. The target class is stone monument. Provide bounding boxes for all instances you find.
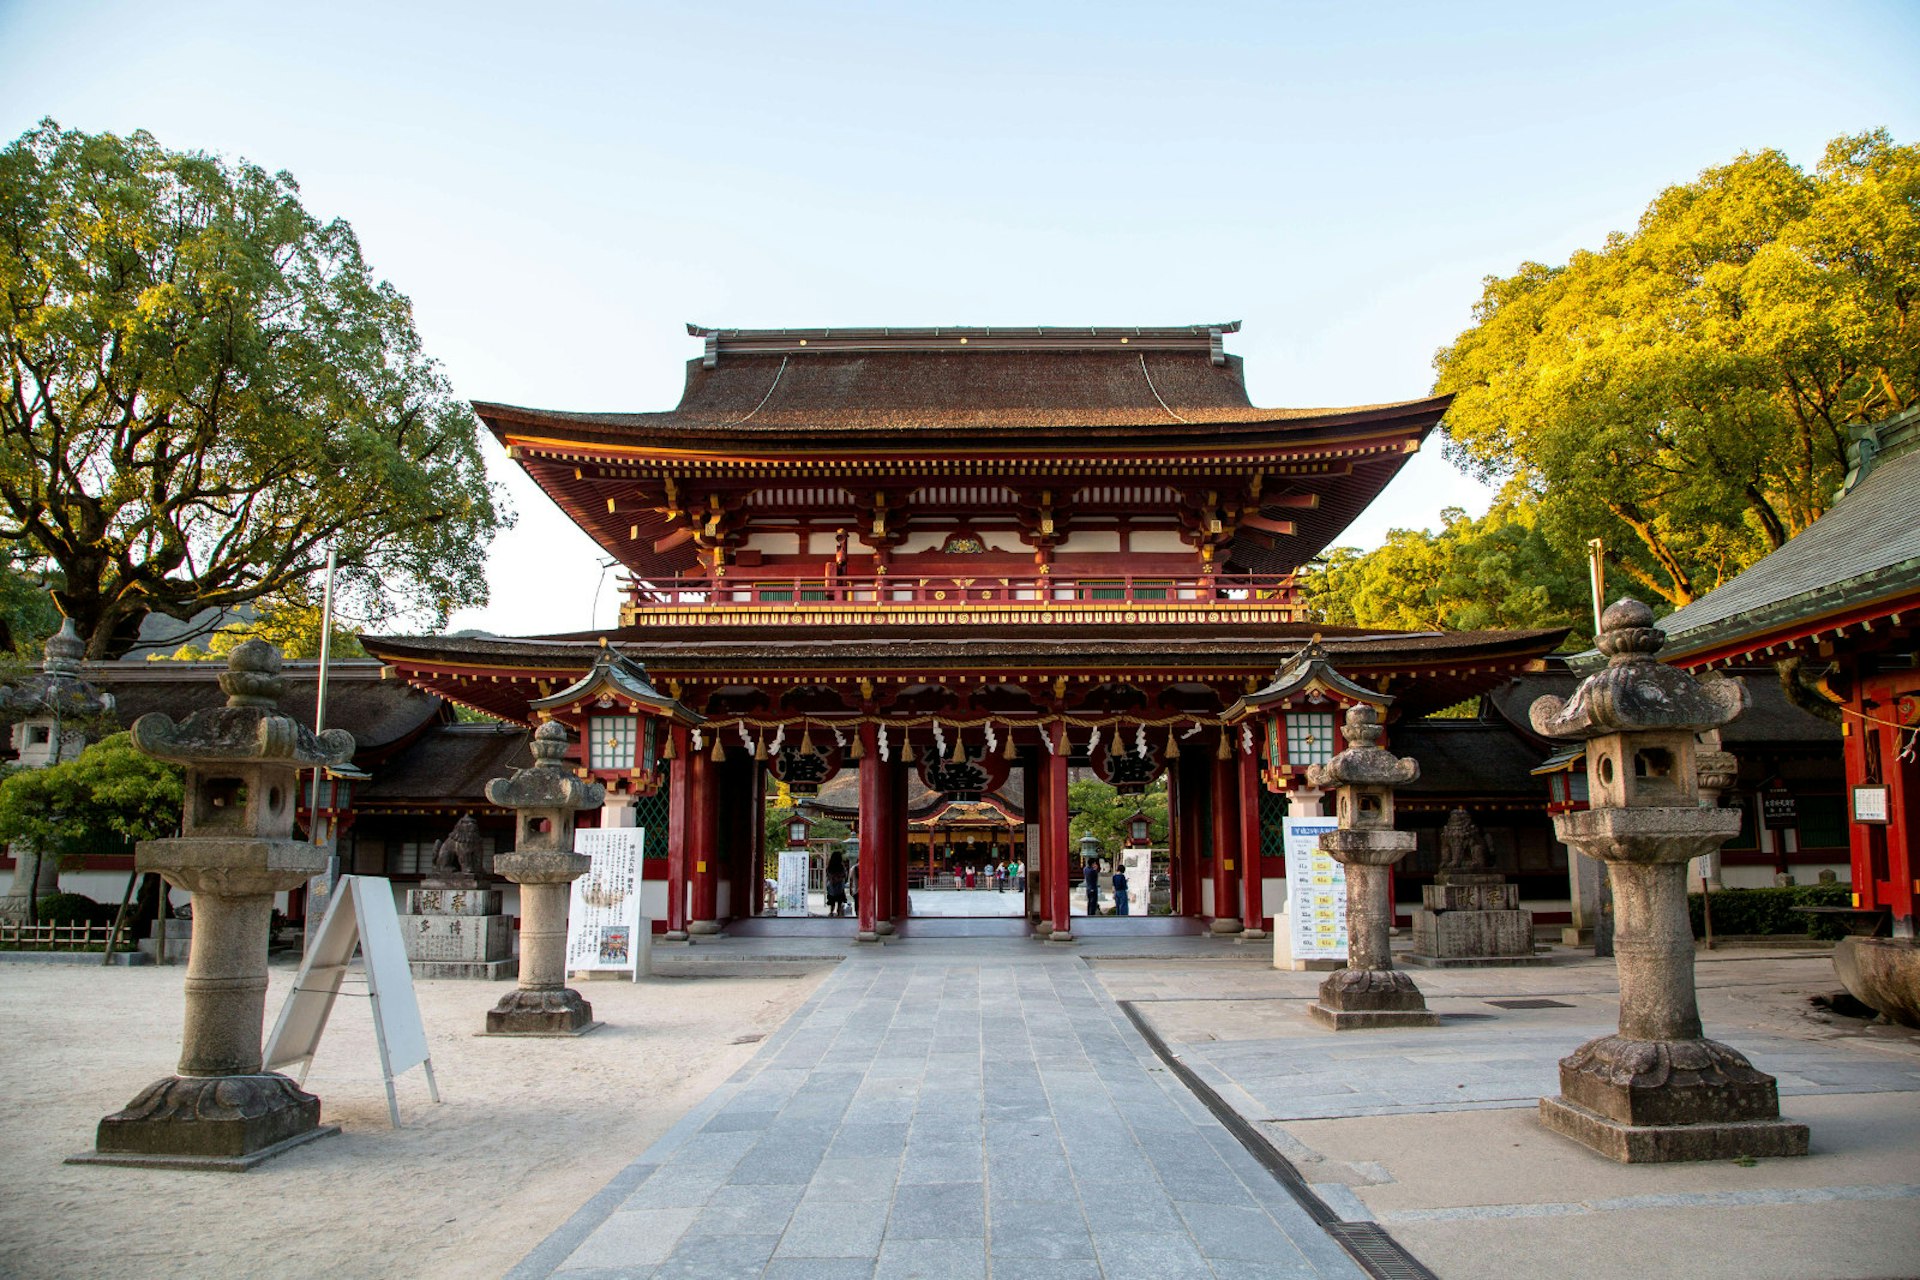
[72,641,354,1169]
[482,720,605,1036]
[1531,598,1808,1162]
[402,812,514,980]
[1305,705,1438,1030]
[1406,808,1543,967]
[0,619,114,918]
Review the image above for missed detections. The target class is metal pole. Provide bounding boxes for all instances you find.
[313,545,338,885]
[1586,538,1606,637]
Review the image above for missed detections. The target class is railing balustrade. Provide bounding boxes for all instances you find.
[623,572,1303,617]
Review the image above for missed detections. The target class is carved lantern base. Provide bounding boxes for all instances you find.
[1307,967,1440,1030]
[1540,1034,1809,1162]
[71,1074,337,1172]
[484,988,601,1037]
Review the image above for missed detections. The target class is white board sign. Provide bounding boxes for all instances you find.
[776,850,810,915]
[265,876,439,1127]
[568,828,645,973]
[1284,819,1346,962]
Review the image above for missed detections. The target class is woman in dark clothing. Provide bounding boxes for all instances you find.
[825,849,848,918]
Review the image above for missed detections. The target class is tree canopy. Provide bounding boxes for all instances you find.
[0,120,508,658]
[1069,776,1168,858]
[1434,130,1919,608]
[0,731,183,862]
[1301,497,1592,648]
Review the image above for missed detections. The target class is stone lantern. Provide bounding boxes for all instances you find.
[482,720,606,1036]
[75,641,353,1169]
[0,619,115,918]
[1304,704,1437,1030]
[1530,598,1808,1162]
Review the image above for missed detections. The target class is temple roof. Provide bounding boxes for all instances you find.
[474,323,1447,445]
[364,622,1565,725]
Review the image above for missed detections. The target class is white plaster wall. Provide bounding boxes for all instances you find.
[1058,531,1120,554]
[1128,529,1188,554]
[1262,877,1286,921]
[741,531,803,556]
[1199,880,1215,917]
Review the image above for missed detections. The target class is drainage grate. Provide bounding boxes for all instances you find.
[1325,1223,1440,1280]
[1486,998,1574,1009]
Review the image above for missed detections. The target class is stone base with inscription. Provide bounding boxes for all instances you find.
[1405,872,1546,968]
[403,879,514,980]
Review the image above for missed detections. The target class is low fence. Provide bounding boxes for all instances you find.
[0,920,118,951]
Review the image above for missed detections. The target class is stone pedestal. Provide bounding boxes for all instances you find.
[1308,858,1439,1029]
[486,852,600,1036]
[135,917,192,964]
[1406,872,1544,968]
[71,642,354,1170]
[404,878,513,980]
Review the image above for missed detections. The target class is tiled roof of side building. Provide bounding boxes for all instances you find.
[84,660,446,758]
[1657,414,1920,662]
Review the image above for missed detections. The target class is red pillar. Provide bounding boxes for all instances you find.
[1239,747,1266,937]
[688,746,719,933]
[891,760,911,923]
[1210,749,1244,935]
[747,760,766,916]
[873,755,898,935]
[857,724,882,941]
[665,725,690,938]
[1046,728,1072,939]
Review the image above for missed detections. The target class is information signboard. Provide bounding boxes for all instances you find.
[567,828,646,975]
[1852,785,1891,824]
[776,850,811,915]
[1283,819,1345,962]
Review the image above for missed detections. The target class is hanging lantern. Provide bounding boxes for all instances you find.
[527,650,700,797]
[1220,637,1390,793]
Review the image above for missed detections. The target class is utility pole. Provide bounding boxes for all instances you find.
[1586,538,1606,636]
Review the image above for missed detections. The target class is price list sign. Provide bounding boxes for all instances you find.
[1283,819,1346,962]
[567,827,646,972]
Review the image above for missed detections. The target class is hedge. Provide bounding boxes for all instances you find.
[1688,883,1853,941]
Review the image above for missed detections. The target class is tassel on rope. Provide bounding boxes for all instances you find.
[754,732,767,762]
[661,730,678,761]
[1165,729,1180,759]
[849,731,865,760]
[901,729,917,764]
[799,723,816,756]
[1216,730,1232,760]
[709,733,725,762]
[1003,725,1017,759]
[951,727,966,762]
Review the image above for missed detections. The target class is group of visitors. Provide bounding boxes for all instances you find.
[950,858,1023,892]
[1082,858,1131,916]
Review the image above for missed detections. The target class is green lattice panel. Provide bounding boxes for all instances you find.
[1259,788,1289,861]
[633,763,671,859]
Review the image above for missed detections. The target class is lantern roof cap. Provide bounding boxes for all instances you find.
[1222,637,1389,721]
[127,641,354,768]
[529,649,703,724]
[1529,597,1748,740]
[1305,704,1418,788]
[484,720,605,812]
[0,617,116,721]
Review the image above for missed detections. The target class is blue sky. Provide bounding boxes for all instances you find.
[3,0,1917,635]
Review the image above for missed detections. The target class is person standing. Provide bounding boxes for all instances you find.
[825,848,848,918]
[1083,855,1101,916]
[1111,864,1130,916]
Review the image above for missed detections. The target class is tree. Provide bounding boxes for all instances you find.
[1435,131,1920,608]
[1301,497,1593,648]
[1068,775,1168,858]
[152,586,367,661]
[0,121,509,658]
[0,732,184,905]
[0,543,57,658]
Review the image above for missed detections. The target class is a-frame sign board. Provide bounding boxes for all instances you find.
[265,875,440,1127]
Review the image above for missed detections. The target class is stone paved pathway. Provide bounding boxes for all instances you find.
[512,948,1365,1279]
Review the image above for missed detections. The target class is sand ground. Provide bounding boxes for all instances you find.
[0,955,832,1279]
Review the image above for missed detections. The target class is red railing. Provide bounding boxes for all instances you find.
[624,572,1303,613]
